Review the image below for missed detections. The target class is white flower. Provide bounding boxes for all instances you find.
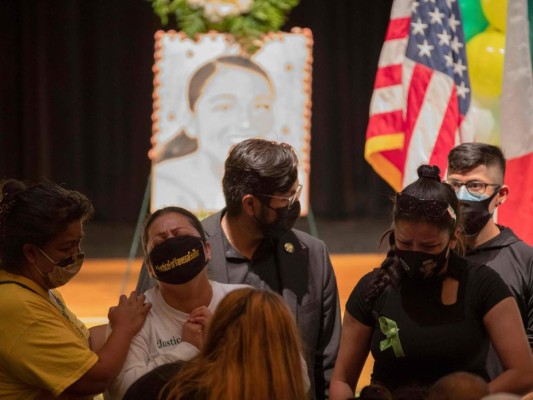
[186,0,205,8]
[204,5,224,22]
[236,0,252,13]
[189,0,253,23]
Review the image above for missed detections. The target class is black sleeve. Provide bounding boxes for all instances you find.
[471,264,513,317]
[346,269,379,326]
[123,361,185,400]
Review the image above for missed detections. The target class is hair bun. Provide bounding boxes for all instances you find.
[1,179,26,203]
[417,165,441,182]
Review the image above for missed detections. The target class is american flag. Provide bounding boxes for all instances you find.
[365,0,474,190]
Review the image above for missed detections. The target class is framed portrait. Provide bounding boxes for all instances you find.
[150,28,313,216]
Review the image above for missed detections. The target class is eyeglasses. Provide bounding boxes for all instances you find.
[444,179,500,195]
[257,184,303,209]
[395,193,456,221]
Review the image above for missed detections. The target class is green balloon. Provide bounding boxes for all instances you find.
[458,0,489,41]
[529,0,533,70]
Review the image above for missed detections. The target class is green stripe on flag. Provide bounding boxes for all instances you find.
[529,0,533,68]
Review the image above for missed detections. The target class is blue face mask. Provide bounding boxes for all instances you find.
[456,186,489,202]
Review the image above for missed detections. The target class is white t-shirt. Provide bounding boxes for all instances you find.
[105,280,248,400]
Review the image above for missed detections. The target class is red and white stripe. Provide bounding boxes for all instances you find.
[498,0,533,245]
[365,0,473,191]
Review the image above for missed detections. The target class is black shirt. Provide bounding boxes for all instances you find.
[346,251,511,390]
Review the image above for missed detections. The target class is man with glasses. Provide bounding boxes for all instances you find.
[446,142,533,378]
[202,138,341,400]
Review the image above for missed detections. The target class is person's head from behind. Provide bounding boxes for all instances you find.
[0,179,93,289]
[523,392,533,400]
[447,142,508,236]
[187,55,276,166]
[223,138,302,238]
[142,206,210,286]
[428,371,489,400]
[166,287,308,400]
[358,384,394,400]
[481,395,522,400]
[393,165,461,280]
[393,385,428,400]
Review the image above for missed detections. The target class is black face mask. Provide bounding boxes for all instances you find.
[459,189,500,236]
[255,200,301,239]
[148,235,207,284]
[395,245,449,280]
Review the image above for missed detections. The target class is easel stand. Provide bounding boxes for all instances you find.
[120,174,151,295]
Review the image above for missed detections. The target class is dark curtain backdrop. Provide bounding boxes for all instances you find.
[0,0,394,223]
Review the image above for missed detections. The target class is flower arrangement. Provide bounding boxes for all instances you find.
[150,0,300,53]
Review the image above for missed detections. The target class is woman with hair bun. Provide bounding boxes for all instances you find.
[330,165,533,399]
[0,179,151,400]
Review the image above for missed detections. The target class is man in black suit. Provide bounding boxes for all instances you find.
[137,139,341,399]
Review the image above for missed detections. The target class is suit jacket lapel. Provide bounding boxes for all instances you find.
[203,210,231,283]
[203,212,310,306]
[276,230,309,305]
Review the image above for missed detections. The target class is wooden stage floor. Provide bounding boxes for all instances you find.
[61,253,385,391]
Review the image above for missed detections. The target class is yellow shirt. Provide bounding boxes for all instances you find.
[0,270,98,399]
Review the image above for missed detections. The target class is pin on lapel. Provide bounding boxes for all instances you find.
[284,242,294,254]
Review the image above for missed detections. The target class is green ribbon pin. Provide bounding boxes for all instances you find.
[379,316,405,358]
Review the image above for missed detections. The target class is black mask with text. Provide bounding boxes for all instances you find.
[395,245,449,280]
[148,235,207,284]
[255,200,301,239]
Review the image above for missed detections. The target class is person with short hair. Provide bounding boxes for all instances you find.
[447,143,533,378]
[0,179,151,400]
[481,394,522,400]
[201,138,341,400]
[330,165,533,399]
[428,371,489,400]
[358,384,393,400]
[164,287,310,400]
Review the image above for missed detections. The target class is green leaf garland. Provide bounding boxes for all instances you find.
[150,0,300,53]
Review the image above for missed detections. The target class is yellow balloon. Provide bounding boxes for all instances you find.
[466,30,506,98]
[481,0,507,32]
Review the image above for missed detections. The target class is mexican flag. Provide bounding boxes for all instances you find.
[498,0,533,245]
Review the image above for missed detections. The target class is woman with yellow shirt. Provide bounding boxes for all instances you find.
[0,179,151,399]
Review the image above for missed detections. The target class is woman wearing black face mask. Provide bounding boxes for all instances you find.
[0,179,152,400]
[106,206,249,400]
[330,166,533,399]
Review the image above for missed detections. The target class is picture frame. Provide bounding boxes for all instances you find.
[150,28,313,216]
